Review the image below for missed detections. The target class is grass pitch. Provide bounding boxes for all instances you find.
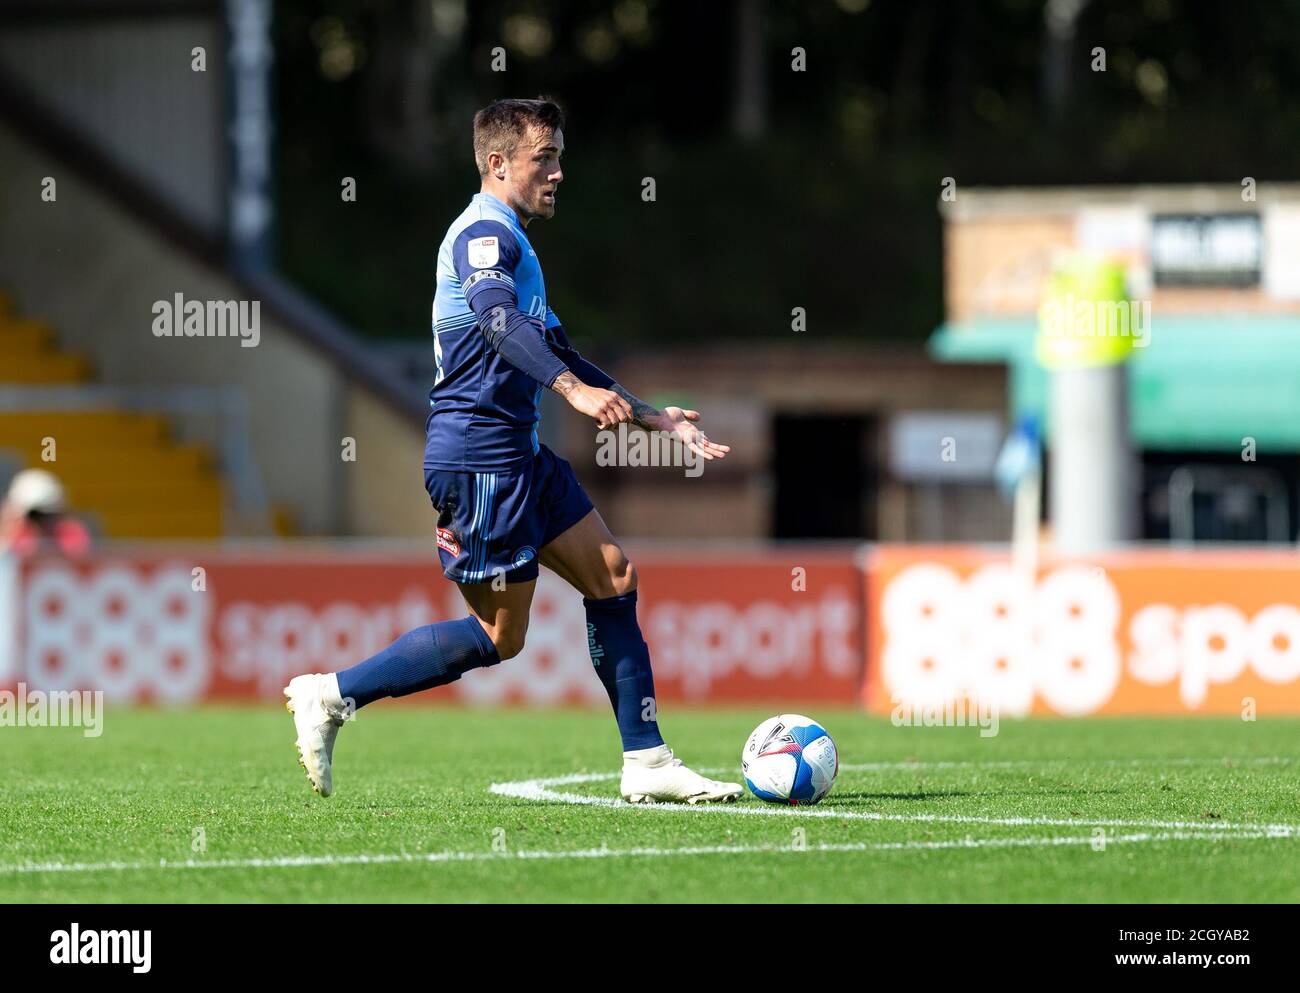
[2,705,1299,903]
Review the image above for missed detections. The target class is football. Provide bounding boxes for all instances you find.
[741,714,839,805]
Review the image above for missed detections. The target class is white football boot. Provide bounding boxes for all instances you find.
[620,744,743,804]
[283,673,348,797]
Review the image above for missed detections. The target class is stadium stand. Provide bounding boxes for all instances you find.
[0,289,227,538]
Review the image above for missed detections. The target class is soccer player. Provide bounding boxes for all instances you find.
[285,97,741,804]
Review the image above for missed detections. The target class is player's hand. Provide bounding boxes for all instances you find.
[567,384,633,429]
[660,406,730,461]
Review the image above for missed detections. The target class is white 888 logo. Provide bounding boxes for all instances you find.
[24,564,210,702]
[880,563,1120,716]
[450,573,606,706]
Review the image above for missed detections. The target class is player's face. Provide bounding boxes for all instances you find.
[508,127,564,222]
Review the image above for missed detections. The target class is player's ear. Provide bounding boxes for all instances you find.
[487,150,507,179]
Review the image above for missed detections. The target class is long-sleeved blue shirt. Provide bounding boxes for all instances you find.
[426,192,613,471]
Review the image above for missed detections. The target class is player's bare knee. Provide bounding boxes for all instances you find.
[491,621,529,661]
[609,554,637,596]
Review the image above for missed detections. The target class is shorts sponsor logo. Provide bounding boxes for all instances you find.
[437,528,461,557]
[512,546,536,569]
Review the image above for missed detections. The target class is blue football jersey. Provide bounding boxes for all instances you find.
[425,192,567,471]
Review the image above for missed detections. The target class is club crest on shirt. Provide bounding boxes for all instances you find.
[436,528,461,556]
[467,236,498,268]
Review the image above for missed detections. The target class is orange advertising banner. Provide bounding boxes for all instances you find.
[15,543,1300,715]
[863,545,1300,715]
[7,548,861,706]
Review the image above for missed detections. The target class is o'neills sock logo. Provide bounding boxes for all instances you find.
[586,621,605,666]
[50,924,151,973]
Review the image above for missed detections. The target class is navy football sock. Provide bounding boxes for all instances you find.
[584,591,665,751]
[335,616,500,709]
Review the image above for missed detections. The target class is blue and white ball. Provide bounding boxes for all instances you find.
[741,714,838,805]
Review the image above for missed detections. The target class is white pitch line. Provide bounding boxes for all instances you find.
[3,828,1294,876]
[490,771,1300,837]
[7,756,1295,878]
[835,756,1296,772]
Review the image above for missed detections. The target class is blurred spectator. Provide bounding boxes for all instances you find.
[0,469,91,559]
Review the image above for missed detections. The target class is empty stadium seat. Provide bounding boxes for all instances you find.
[0,297,227,539]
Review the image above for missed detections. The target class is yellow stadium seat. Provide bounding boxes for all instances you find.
[0,295,230,539]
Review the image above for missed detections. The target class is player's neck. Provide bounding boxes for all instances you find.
[478,186,531,228]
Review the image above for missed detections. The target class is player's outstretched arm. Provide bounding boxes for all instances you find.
[603,384,731,462]
[543,321,728,457]
[551,371,633,428]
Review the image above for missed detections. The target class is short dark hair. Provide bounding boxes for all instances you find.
[472,97,565,176]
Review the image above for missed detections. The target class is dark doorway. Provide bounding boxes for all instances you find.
[1142,450,1300,542]
[772,414,874,539]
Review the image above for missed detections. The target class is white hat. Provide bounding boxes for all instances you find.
[7,468,67,515]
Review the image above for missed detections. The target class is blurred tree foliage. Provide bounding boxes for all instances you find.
[275,0,1300,348]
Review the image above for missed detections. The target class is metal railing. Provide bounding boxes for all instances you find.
[0,384,273,538]
[1167,464,1290,545]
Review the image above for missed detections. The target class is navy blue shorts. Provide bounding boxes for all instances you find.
[424,444,594,585]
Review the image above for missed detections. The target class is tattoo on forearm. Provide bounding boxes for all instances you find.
[611,384,661,431]
[551,371,581,397]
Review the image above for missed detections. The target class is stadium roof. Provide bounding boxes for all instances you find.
[939,184,1300,220]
